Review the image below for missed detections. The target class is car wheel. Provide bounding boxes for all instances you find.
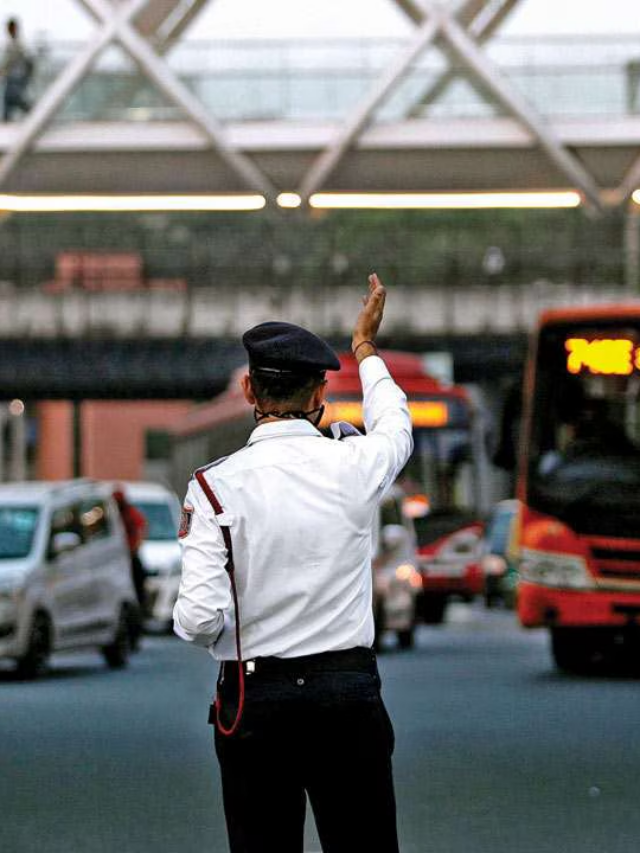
[422,595,447,625]
[127,605,143,653]
[16,612,51,680]
[397,627,414,650]
[550,628,604,674]
[102,609,130,669]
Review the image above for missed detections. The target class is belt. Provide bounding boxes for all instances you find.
[221,646,377,678]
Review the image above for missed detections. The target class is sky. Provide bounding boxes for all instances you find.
[1,0,640,42]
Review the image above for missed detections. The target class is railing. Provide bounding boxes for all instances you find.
[0,281,632,340]
[23,35,640,123]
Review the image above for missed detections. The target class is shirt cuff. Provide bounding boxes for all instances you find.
[358,353,391,386]
[173,616,194,643]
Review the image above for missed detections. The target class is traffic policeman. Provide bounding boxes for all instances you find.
[174,274,413,853]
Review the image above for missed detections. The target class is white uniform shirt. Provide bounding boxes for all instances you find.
[173,355,413,660]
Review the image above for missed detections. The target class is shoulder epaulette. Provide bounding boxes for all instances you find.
[330,421,364,440]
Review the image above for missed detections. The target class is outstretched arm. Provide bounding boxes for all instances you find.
[352,272,386,363]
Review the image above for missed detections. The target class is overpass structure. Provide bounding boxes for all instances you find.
[0,0,639,212]
[0,0,638,396]
[0,280,631,398]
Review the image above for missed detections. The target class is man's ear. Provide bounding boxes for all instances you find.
[311,380,328,408]
[241,374,256,405]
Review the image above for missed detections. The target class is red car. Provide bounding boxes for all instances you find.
[413,512,484,624]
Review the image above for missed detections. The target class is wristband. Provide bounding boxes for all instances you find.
[352,340,378,357]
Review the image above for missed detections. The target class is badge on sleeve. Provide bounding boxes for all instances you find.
[178,504,194,539]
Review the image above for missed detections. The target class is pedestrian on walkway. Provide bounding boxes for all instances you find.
[1,19,33,121]
[174,273,412,853]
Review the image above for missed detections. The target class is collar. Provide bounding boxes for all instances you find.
[247,419,323,445]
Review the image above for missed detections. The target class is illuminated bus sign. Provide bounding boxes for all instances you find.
[565,337,640,376]
[324,400,449,428]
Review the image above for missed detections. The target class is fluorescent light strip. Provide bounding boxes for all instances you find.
[0,194,266,212]
[276,192,302,209]
[309,192,582,210]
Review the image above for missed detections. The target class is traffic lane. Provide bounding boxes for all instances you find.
[0,639,224,853]
[386,607,640,853]
[1,612,640,853]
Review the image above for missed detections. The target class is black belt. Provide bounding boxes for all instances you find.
[221,646,377,678]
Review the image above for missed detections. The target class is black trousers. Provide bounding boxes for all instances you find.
[4,85,30,121]
[214,647,399,853]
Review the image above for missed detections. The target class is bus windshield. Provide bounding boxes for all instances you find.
[527,320,640,535]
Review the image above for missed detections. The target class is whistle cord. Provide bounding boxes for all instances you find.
[195,469,245,737]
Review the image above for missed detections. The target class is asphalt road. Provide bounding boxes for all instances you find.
[2,606,640,853]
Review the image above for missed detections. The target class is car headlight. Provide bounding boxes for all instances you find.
[395,563,422,589]
[520,548,593,590]
[0,588,21,623]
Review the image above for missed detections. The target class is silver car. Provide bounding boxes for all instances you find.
[372,487,422,650]
[119,481,182,631]
[0,480,137,678]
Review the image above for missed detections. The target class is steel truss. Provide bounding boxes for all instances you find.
[0,0,632,210]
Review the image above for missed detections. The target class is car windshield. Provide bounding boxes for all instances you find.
[0,506,39,559]
[528,321,640,535]
[487,510,514,554]
[133,501,177,541]
[413,510,481,549]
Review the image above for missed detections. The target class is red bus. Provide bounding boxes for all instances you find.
[171,350,475,500]
[512,305,640,671]
[170,351,483,624]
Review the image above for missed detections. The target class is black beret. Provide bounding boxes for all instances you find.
[243,321,340,374]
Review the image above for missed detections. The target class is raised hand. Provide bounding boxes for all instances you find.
[352,273,386,362]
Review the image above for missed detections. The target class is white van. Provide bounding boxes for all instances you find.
[118,482,181,631]
[0,480,138,678]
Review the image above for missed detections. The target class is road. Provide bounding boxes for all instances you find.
[2,605,639,853]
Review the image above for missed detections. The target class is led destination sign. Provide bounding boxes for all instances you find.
[323,400,449,428]
[565,337,640,376]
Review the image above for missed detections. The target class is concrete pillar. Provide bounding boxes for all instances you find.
[35,402,75,480]
[8,400,27,482]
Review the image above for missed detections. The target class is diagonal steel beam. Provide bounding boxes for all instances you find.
[392,0,429,25]
[408,0,520,117]
[424,0,603,210]
[155,0,212,48]
[0,0,150,187]
[611,154,640,206]
[133,0,186,39]
[84,0,213,122]
[297,7,447,202]
[80,0,277,198]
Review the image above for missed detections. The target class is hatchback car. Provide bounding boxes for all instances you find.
[0,479,138,678]
[414,511,485,624]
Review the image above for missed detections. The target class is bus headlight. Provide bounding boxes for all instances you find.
[520,549,593,589]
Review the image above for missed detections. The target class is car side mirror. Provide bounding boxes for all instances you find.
[51,531,81,557]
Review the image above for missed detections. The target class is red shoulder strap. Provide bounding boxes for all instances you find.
[194,469,235,574]
[193,467,244,738]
